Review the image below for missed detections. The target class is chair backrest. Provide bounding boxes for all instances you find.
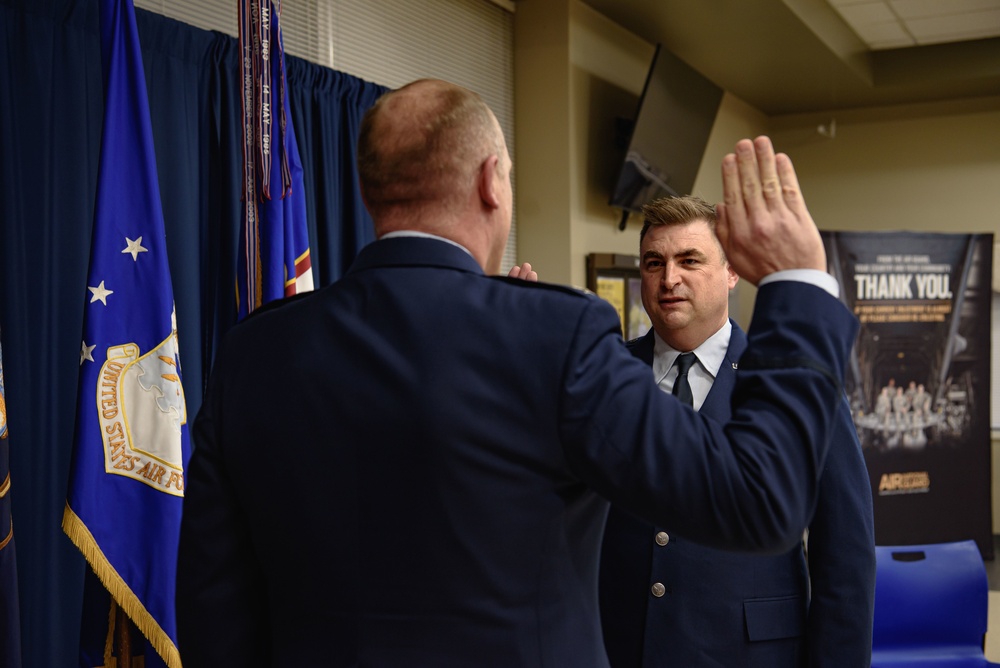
[873,540,990,661]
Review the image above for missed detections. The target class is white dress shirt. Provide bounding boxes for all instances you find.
[651,320,733,412]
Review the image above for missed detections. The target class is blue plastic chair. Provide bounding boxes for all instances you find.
[872,540,1000,667]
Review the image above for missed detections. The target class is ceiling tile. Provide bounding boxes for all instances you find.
[907,8,1000,43]
[835,1,899,23]
[851,19,916,46]
[827,0,1000,48]
[889,0,1000,20]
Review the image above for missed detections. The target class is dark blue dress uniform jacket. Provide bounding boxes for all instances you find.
[176,236,859,667]
[600,323,876,667]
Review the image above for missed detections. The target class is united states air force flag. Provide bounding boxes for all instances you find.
[237,0,314,320]
[62,0,189,666]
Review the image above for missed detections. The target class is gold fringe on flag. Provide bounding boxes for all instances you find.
[62,503,182,668]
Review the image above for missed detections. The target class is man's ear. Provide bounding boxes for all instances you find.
[726,263,740,290]
[478,154,501,210]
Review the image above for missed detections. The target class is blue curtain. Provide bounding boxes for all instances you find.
[0,1,387,665]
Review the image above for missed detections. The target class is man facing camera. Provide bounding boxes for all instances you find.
[599,195,876,667]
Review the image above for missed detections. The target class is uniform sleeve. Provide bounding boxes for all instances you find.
[176,344,271,667]
[805,398,877,667]
[558,281,859,554]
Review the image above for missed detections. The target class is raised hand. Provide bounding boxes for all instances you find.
[715,136,825,285]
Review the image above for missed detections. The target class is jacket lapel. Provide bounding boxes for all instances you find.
[699,320,747,421]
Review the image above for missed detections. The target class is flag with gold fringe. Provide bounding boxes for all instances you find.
[237,0,314,320]
[0,329,22,668]
[63,0,189,666]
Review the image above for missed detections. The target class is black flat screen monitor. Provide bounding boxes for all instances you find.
[609,44,723,225]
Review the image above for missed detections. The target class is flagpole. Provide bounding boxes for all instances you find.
[115,603,133,668]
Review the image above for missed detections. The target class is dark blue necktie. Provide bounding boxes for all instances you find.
[672,352,696,407]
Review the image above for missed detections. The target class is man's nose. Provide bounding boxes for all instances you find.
[661,263,681,288]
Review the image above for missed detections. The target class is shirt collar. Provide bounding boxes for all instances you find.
[651,320,732,385]
[380,230,475,258]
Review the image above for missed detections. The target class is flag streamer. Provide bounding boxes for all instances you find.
[238,0,312,320]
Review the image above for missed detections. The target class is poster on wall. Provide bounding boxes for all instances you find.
[822,231,994,558]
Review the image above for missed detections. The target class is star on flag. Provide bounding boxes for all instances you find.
[122,236,148,261]
[80,341,96,365]
[88,281,113,306]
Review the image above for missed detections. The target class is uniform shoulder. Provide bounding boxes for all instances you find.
[489,275,597,301]
[244,290,316,319]
[224,289,325,342]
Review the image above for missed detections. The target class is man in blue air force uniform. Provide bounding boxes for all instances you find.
[600,195,875,667]
[176,79,859,667]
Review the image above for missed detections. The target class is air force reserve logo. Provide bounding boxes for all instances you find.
[95,330,186,496]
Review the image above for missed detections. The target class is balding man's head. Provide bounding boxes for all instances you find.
[358,79,506,227]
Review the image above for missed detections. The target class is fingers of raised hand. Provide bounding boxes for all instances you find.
[714,202,731,251]
[508,262,538,282]
[721,151,745,220]
[736,138,765,208]
[774,152,805,215]
[716,136,824,280]
[754,136,783,204]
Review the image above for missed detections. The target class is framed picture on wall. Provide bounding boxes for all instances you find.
[586,253,651,340]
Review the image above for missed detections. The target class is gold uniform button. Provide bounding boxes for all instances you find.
[651,582,665,598]
[655,532,670,546]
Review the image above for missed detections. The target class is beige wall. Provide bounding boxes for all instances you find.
[513,0,573,281]
[514,0,1000,531]
[769,99,1000,238]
